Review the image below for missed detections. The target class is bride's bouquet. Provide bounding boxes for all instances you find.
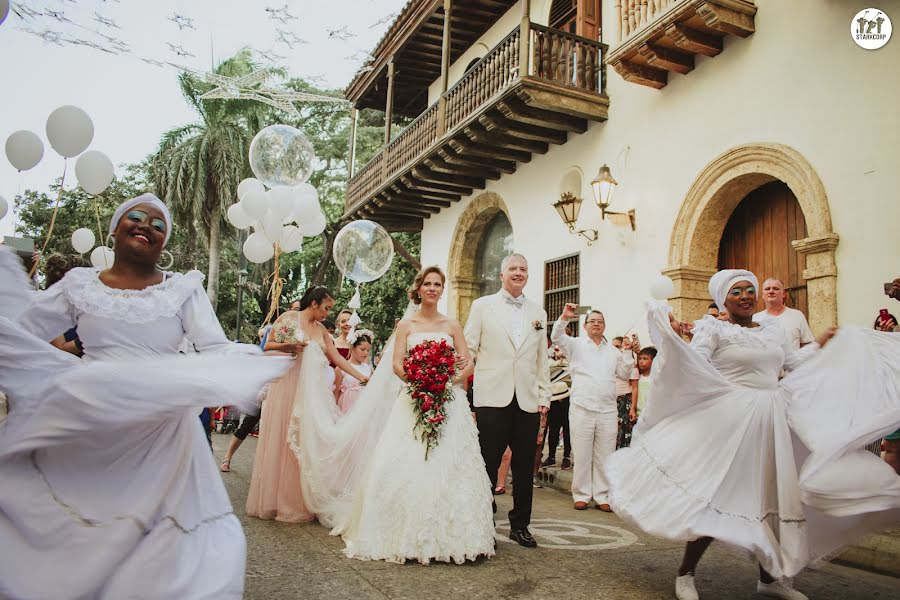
[403,338,457,459]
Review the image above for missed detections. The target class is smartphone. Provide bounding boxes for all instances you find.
[574,305,592,315]
[885,282,894,295]
[881,308,891,320]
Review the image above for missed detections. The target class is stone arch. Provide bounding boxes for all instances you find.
[665,143,838,332]
[447,192,512,324]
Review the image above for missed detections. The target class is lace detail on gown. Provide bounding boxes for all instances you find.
[61,267,205,323]
[339,332,496,564]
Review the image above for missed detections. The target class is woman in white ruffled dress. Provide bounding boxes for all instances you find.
[290,266,496,564]
[0,194,290,599]
[607,269,900,600]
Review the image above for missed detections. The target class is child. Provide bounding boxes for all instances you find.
[629,347,657,423]
[335,330,374,414]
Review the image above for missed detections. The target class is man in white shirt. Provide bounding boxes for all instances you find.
[551,303,636,512]
[752,278,814,350]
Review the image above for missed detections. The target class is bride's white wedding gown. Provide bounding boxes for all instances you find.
[291,331,496,564]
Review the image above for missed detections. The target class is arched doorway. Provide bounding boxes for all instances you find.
[448,192,513,323]
[718,181,809,316]
[665,143,838,333]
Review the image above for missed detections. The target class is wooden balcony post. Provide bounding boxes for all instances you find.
[384,59,396,146]
[348,107,359,177]
[519,0,531,78]
[437,0,452,135]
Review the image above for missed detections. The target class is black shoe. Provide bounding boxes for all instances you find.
[560,457,571,470]
[509,527,538,548]
[540,457,556,468]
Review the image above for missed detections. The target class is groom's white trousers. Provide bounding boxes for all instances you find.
[570,402,617,504]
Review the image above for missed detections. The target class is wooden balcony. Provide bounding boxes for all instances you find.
[607,0,757,89]
[344,23,609,231]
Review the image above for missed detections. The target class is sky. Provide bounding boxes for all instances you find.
[0,0,408,237]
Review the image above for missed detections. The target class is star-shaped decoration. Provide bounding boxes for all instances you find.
[370,12,398,29]
[141,57,166,67]
[276,29,307,48]
[69,38,117,54]
[327,26,356,41]
[44,10,72,23]
[200,69,348,117]
[169,14,196,31]
[167,43,196,58]
[15,6,43,20]
[265,4,297,22]
[255,49,286,63]
[21,28,66,46]
[94,12,122,29]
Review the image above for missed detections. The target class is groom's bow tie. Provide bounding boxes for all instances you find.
[502,292,525,307]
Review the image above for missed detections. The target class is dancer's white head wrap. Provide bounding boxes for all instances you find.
[708,269,759,311]
[109,193,173,245]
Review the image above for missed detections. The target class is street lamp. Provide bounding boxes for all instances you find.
[590,164,636,231]
[552,191,598,244]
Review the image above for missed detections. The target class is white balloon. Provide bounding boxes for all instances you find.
[243,231,274,264]
[71,228,96,254]
[649,274,675,300]
[46,105,94,158]
[226,203,253,229]
[90,246,115,270]
[259,210,284,244]
[280,225,303,253]
[5,130,44,171]
[267,187,294,221]
[75,150,114,195]
[240,189,268,220]
[298,210,327,237]
[237,177,265,201]
[0,195,8,220]
[292,183,320,221]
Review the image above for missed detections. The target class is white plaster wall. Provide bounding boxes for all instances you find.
[420,0,900,336]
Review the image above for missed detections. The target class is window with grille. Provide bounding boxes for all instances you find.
[544,253,580,336]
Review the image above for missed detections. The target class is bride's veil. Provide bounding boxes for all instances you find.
[287,302,418,532]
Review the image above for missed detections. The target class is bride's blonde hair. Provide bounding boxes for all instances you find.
[408,266,446,304]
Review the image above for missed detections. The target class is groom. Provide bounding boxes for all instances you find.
[465,253,551,548]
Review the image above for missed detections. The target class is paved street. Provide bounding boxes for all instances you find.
[214,434,899,599]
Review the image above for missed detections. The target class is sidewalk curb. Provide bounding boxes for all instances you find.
[537,466,900,578]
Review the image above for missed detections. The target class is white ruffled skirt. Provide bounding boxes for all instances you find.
[606,304,900,578]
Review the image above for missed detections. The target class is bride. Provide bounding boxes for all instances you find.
[289,266,496,564]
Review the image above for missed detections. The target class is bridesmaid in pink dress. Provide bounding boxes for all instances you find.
[246,287,369,522]
[335,331,374,414]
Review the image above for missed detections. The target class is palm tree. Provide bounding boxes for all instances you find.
[152,51,265,310]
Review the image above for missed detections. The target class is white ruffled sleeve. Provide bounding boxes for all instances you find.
[178,273,258,355]
[17,274,77,342]
[689,316,720,362]
[782,334,819,372]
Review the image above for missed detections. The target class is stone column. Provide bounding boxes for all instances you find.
[450,275,481,325]
[662,265,718,322]
[792,233,839,333]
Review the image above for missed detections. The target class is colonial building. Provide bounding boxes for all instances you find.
[343,0,899,336]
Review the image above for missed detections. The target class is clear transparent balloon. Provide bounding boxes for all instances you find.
[332,220,394,284]
[249,125,316,188]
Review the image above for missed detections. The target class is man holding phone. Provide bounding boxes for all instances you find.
[551,303,637,512]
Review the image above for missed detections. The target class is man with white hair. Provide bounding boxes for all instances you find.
[752,278,814,350]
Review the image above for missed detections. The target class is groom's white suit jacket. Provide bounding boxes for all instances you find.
[464,291,552,413]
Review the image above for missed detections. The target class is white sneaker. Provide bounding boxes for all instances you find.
[675,574,699,600]
[756,579,808,600]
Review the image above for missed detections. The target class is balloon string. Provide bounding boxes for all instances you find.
[13,172,22,233]
[92,195,105,246]
[29,159,68,277]
[264,243,285,325]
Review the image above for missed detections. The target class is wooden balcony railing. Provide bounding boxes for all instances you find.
[617,0,679,42]
[345,22,609,218]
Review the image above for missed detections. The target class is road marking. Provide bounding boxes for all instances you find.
[494,518,639,551]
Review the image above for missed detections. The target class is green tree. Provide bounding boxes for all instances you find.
[151,50,268,310]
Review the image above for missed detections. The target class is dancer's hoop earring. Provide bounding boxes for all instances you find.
[105,234,115,249]
[156,250,174,271]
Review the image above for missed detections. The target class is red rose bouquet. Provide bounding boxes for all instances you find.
[403,338,457,459]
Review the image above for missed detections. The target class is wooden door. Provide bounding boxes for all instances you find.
[717,181,809,316]
[549,0,601,39]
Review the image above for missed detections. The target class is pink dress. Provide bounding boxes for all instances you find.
[246,315,314,522]
[337,362,372,414]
